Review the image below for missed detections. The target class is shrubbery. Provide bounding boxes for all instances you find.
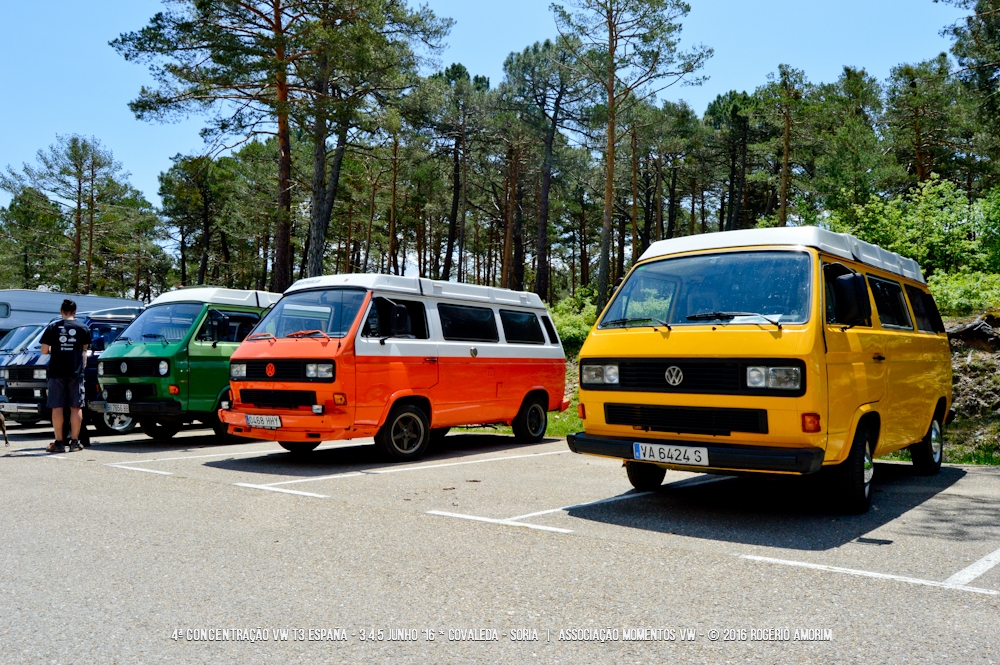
[928,270,1000,315]
[550,287,597,358]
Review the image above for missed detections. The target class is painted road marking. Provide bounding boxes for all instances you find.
[426,511,573,534]
[944,546,1000,586]
[111,449,280,465]
[107,464,173,476]
[261,450,570,487]
[234,484,329,498]
[742,555,999,596]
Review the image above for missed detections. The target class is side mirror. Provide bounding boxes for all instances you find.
[90,337,106,352]
[391,304,410,336]
[833,273,872,326]
[209,312,231,345]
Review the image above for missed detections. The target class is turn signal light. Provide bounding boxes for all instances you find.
[333,393,347,406]
[802,413,821,433]
[168,385,180,395]
[578,403,586,419]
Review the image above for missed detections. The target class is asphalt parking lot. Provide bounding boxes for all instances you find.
[2,422,999,663]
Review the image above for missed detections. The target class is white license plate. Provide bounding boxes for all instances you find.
[0,403,16,413]
[246,414,281,429]
[107,403,130,414]
[633,442,709,466]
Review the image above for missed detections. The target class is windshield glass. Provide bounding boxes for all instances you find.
[90,321,132,349]
[0,325,43,354]
[255,289,367,339]
[600,250,813,328]
[117,303,204,343]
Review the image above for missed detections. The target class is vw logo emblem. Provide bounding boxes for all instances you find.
[120,362,128,374]
[265,363,276,377]
[664,366,684,386]
[125,389,133,401]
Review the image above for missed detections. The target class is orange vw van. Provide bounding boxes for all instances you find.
[220,275,568,460]
[568,228,952,513]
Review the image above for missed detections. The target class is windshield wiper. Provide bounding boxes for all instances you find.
[116,336,132,345]
[686,311,782,330]
[246,331,275,341]
[602,317,672,331]
[287,329,331,340]
[143,333,168,341]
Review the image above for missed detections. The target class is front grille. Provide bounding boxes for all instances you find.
[605,403,768,436]
[238,389,316,409]
[102,359,162,377]
[584,358,806,397]
[8,367,38,381]
[237,360,335,382]
[103,384,157,401]
[6,388,39,402]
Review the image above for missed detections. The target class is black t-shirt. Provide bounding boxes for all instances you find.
[40,319,92,378]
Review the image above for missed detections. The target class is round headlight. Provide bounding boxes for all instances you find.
[101,388,108,400]
[747,367,767,388]
[158,360,169,376]
[98,362,104,377]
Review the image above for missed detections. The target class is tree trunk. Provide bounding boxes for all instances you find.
[630,129,639,263]
[442,138,461,280]
[666,166,678,239]
[71,179,82,293]
[500,147,516,289]
[579,187,589,287]
[779,102,791,226]
[197,196,211,285]
[512,179,525,291]
[307,95,349,278]
[85,162,96,294]
[271,3,292,292]
[654,155,663,241]
[596,17,617,311]
[388,136,399,275]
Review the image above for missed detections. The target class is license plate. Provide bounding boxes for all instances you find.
[633,442,709,466]
[107,403,130,414]
[246,414,281,429]
[0,403,16,413]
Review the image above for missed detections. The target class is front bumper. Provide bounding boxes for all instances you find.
[219,407,367,442]
[567,432,824,475]
[0,401,42,415]
[88,400,182,416]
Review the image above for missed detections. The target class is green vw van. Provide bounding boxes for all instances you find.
[90,287,281,439]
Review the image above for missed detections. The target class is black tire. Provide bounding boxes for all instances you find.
[205,411,239,443]
[625,461,667,491]
[94,412,137,436]
[512,396,548,443]
[430,427,451,444]
[375,404,430,461]
[139,419,181,440]
[910,416,944,475]
[838,424,875,514]
[279,442,319,455]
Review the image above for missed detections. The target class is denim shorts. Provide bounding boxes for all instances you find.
[46,377,85,409]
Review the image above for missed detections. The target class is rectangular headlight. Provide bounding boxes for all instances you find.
[0,369,8,379]
[767,367,801,390]
[230,363,247,378]
[581,364,604,384]
[305,363,318,378]
[317,363,333,378]
[33,369,47,380]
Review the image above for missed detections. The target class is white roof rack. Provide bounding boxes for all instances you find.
[287,274,548,309]
[150,287,282,308]
[638,227,926,284]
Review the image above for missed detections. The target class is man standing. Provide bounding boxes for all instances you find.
[40,299,91,453]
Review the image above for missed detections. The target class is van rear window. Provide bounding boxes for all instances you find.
[438,304,499,343]
[540,315,559,345]
[499,310,545,344]
[905,285,945,333]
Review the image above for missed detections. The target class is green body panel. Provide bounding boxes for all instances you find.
[99,303,266,417]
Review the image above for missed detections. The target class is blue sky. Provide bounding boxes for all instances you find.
[0,0,967,208]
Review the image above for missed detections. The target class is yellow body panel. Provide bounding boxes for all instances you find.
[576,245,952,475]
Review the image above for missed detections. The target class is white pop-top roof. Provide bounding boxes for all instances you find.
[287,274,549,309]
[150,287,283,308]
[638,227,926,284]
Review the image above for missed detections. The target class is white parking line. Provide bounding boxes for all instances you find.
[262,450,570,487]
[111,449,279,465]
[742,555,999,596]
[107,464,173,476]
[944,547,1000,586]
[234,483,328,498]
[427,510,573,534]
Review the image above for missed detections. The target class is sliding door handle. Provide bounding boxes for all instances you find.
[873,354,886,362]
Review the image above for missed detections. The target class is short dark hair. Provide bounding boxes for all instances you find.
[60,299,77,314]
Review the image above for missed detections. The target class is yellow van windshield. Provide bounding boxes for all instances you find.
[600,250,812,328]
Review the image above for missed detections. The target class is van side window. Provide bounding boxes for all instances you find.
[196,310,261,343]
[499,310,545,344]
[362,298,429,339]
[540,315,560,345]
[905,285,945,333]
[823,263,870,327]
[867,276,913,329]
[437,304,499,342]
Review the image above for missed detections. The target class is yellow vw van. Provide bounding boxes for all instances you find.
[567,228,951,513]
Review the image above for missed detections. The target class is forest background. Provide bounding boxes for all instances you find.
[2,0,1000,461]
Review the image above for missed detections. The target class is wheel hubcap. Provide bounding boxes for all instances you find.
[104,413,133,432]
[863,440,874,495]
[930,420,942,463]
[526,404,546,437]
[391,414,424,454]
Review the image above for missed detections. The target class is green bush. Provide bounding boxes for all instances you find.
[927,270,1000,315]
[551,288,597,358]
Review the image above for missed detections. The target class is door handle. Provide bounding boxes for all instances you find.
[424,357,438,363]
[873,354,886,362]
